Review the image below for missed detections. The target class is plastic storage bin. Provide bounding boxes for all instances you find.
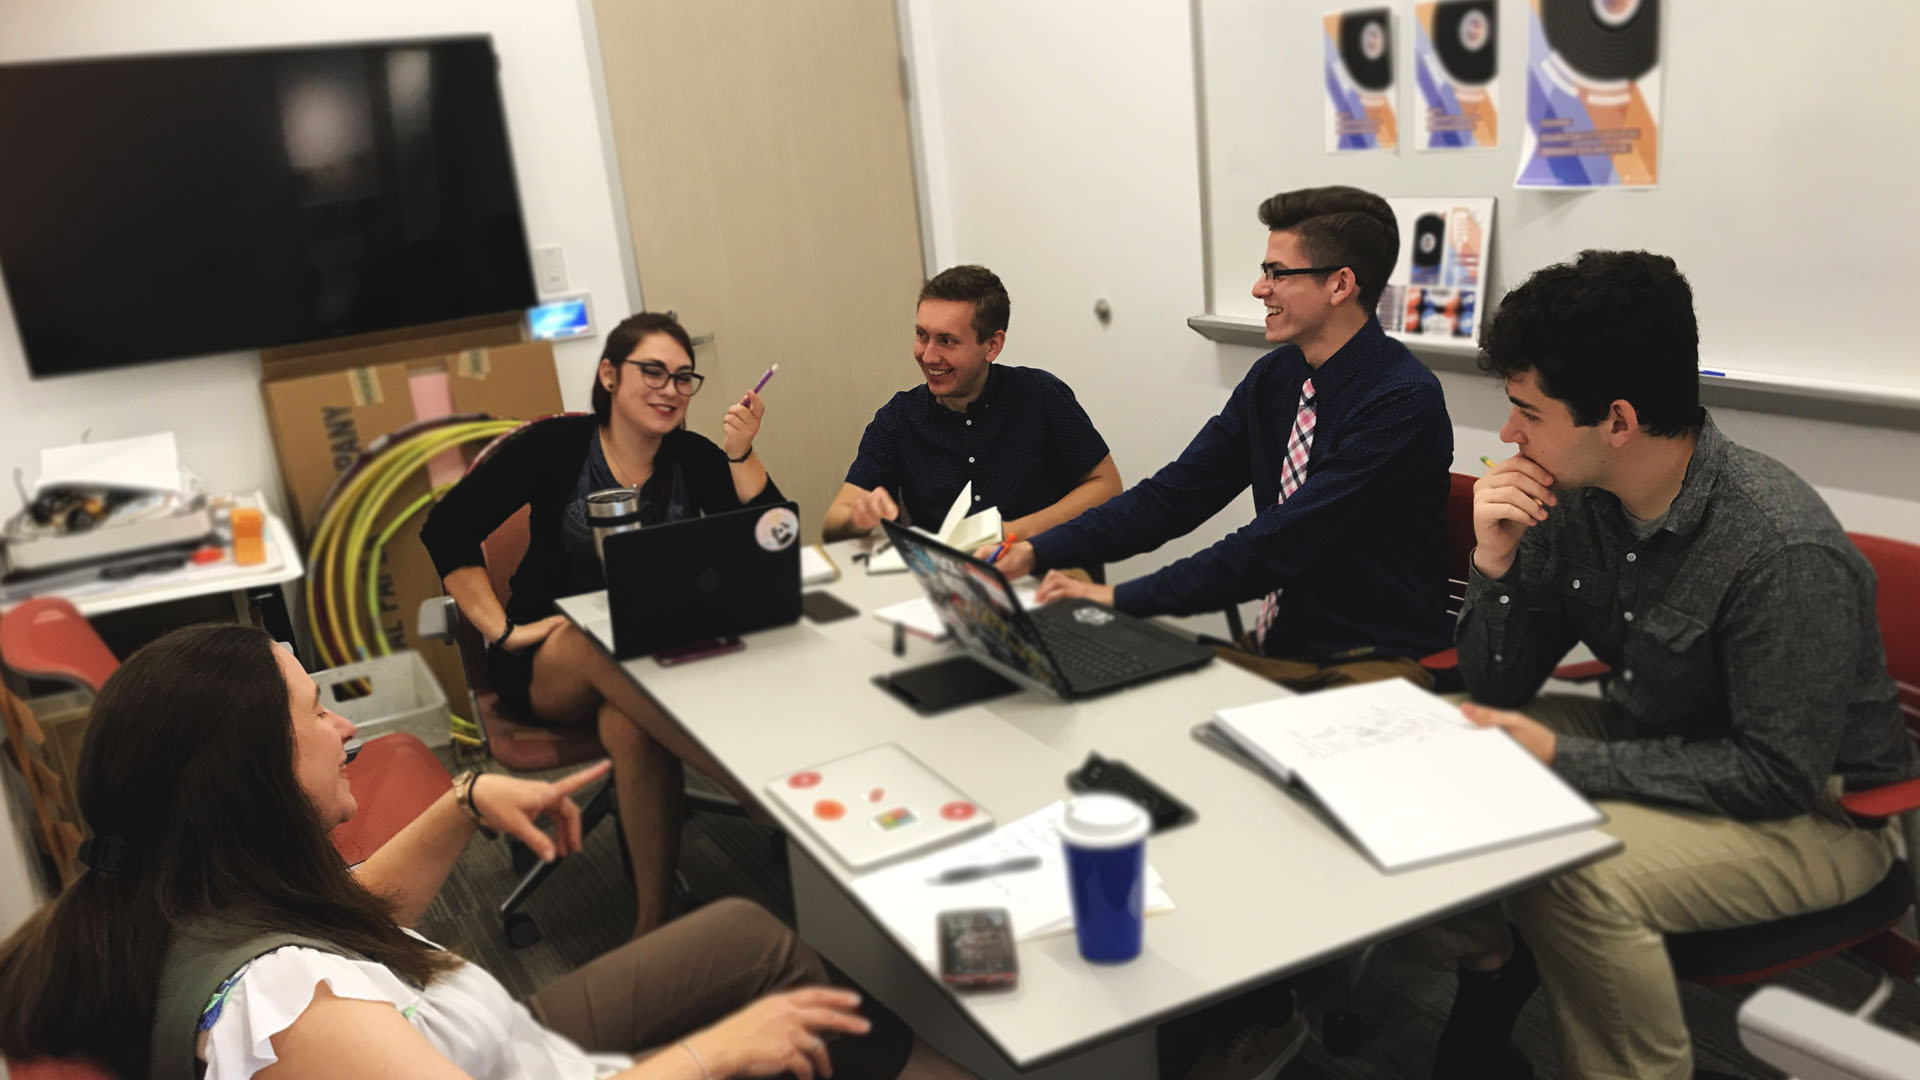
[311,650,450,748]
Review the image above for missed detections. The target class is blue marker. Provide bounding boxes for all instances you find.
[1699,369,1726,377]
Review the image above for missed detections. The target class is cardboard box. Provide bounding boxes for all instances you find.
[262,342,567,707]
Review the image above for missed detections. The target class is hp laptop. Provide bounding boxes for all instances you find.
[602,502,803,659]
[880,520,1213,698]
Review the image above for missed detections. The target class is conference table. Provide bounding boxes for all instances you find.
[557,539,1620,1080]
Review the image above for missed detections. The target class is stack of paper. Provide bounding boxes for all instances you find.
[1208,680,1602,872]
[868,482,1001,574]
[801,544,838,585]
[37,432,186,494]
[848,801,1173,968]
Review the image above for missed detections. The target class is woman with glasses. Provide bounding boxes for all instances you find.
[421,311,783,936]
[0,625,961,1080]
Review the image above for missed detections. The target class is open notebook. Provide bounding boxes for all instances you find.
[867,482,1001,574]
[1204,680,1603,872]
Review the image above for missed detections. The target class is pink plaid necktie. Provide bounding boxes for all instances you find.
[1254,378,1316,648]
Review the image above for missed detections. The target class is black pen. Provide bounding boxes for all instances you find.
[929,855,1042,885]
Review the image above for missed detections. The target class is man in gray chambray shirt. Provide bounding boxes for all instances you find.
[1424,251,1912,1080]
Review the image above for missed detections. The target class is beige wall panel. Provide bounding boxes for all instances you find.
[593,0,926,537]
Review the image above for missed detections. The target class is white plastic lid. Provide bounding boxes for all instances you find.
[1056,793,1150,849]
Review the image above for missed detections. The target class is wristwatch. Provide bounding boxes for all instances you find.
[449,770,499,839]
[489,619,516,651]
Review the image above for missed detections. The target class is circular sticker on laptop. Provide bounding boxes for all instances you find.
[755,507,799,552]
[1073,606,1115,626]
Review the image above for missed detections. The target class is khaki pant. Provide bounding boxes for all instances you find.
[530,897,914,1078]
[1212,641,1435,693]
[1408,696,1898,1080]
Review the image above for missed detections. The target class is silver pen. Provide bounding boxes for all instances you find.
[930,855,1043,885]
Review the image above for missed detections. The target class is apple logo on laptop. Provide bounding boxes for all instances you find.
[695,566,721,593]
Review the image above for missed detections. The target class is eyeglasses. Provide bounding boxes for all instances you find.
[620,359,705,396]
[1259,262,1349,283]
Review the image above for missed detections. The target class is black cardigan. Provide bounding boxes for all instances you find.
[421,414,784,624]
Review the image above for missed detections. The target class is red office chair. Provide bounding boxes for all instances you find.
[0,596,448,865]
[418,495,617,948]
[417,413,745,947]
[1,1058,116,1080]
[1416,472,1481,691]
[1662,531,1920,988]
[1417,472,1613,688]
[0,598,119,694]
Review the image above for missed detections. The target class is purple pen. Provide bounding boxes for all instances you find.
[752,363,779,394]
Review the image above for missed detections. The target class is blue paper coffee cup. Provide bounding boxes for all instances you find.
[1058,793,1150,963]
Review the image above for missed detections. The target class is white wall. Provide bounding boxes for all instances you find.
[1199,0,1920,396]
[0,0,633,525]
[904,0,1257,633]
[905,0,1920,600]
[0,0,632,936]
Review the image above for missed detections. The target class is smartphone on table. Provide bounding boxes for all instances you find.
[937,907,1018,991]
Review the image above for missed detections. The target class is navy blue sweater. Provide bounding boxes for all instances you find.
[1030,318,1453,660]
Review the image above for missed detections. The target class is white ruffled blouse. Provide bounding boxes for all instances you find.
[198,933,633,1080]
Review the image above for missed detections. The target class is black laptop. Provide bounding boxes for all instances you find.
[602,502,803,659]
[880,520,1213,698]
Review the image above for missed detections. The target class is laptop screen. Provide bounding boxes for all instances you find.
[886,525,1065,692]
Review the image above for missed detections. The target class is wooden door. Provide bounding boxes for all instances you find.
[591,0,928,537]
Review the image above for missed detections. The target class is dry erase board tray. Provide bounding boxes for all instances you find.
[1185,314,1920,433]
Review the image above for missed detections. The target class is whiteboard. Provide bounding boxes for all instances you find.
[1196,0,1920,398]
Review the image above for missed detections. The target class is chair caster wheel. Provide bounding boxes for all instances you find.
[511,841,537,874]
[504,912,541,948]
[1322,1011,1367,1055]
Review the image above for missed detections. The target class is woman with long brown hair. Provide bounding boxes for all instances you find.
[0,624,962,1080]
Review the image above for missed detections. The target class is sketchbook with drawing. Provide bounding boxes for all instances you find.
[1204,680,1603,872]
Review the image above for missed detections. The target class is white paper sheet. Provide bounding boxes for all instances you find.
[848,801,1173,968]
[38,433,183,494]
[873,583,1041,641]
[801,544,838,585]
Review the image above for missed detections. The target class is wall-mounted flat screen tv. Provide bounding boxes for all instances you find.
[0,36,536,377]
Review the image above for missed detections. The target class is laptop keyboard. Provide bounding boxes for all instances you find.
[1034,618,1156,684]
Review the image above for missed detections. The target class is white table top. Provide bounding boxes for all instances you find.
[3,510,304,618]
[558,539,1619,1068]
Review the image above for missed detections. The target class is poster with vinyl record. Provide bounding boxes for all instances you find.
[1414,1,1499,150]
[1324,7,1398,152]
[1372,198,1495,342]
[1516,0,1661,187]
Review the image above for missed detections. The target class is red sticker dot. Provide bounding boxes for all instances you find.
[788,771,822,789]
[867,787,886,803]
[940,801,976,821]
[813,799,846,821]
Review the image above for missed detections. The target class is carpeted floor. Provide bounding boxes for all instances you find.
[419,745,1920,1079]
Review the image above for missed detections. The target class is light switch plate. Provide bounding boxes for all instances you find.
[533,244,569,296]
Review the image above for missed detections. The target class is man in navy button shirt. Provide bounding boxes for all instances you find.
[994,186,1454,689]
[821,265,1121,543]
